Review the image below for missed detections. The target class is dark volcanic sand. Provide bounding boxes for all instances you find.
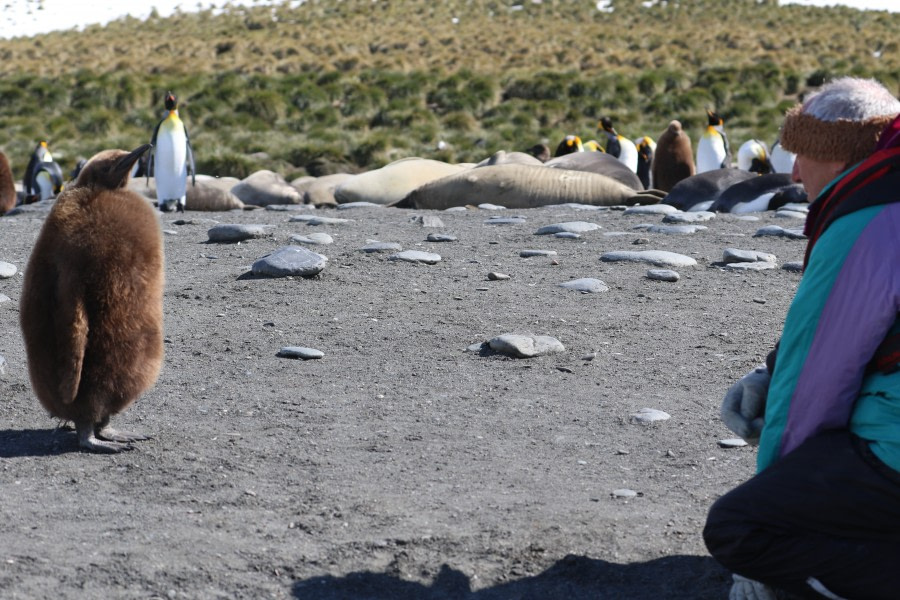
[0,202,804,599]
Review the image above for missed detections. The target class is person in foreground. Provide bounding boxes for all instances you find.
[704,77,900,600]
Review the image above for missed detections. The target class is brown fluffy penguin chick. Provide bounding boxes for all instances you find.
[0,151,15,215]
[20,144,164,453]
[652,120,696,192]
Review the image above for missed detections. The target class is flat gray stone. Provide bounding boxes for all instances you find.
[558,278,609,293]
[0,262,16,279]
[488,334,565,358]
[719,438,749,448]
[251,246,327,278]
[336,202,382,210]
[426,233,457,242]
[520,249,558,258]
[485,216,527,225]
[783,261,804,272]
[411,215,445,228]
[781,203,809,213]
[663,211,715,223]
[623,204,679,215]
[265,204,311,212]
[647,269,680,282]
[207,224,272,243]
[360,242,403,253]
[388,250,441,264]
[444,206,468,212]
[535,221,600,235]
[0,355,5,376]
[724,261,777,271]
[487,272,510,281]
[774,209,808,219]
[647,224,707,235]
[276,346,324,360]
[723,248,776,264]
[753,225,806,239]
[290,232,333,245]
[630,408,671,424]
[478,203,506,210]
[612,489,638,499]
[601,250,697,268]
[554,232,581,239]
[289,214,350,226]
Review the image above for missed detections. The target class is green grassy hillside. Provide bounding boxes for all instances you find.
[1,0,898,178]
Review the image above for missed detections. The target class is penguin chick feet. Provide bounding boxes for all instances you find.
[95,425,150,444]
[76,423,134,453]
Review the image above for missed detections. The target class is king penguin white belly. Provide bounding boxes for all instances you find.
[154,113,188,209]
[697,128,728,173]
[615,136,639,173]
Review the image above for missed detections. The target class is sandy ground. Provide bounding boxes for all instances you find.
[0,200,806,599]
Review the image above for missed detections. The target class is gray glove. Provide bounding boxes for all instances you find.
[720,366,770,444]
[730,574,777,600]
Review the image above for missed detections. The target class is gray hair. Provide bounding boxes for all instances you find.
[803,77,900,122]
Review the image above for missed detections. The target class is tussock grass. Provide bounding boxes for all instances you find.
[1,0,898,175]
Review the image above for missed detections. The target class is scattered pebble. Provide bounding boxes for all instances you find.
[753,225,806,239]
[289,215,350,226]
[558,278,609,293]
[718,438,748,448]
[485,216,527,225]
[601,250,697,268]
[426,233,457,242]
[388,251,441,265]
[265,204,311,212]
[207,224,272,243]
[611,489,638,499]
[774,209,808,220]
[647,269,679,282]
[663,211,715,224]
[782,261,804,272]
[581,352,597,361]
[647,224,708,235]
[623,204,678,215]
[411,215,445,228]
[277,346,324,360]
[290,232,333,245]
[535,221,600,235]
[632,238,650,245]
[520,249,557,258]
[487,334,565,358]
[0,355,6,376]
[752,298,766,304]
[554,232,580,239]
[336,202,382,210]
[360,242,402,253]
[0,262,18,278]
[722,248,776,264]
[0,293,11,303]
[630,408,671,424]
[478,203,506,210]
[487,272,510,281]
[724,261,777,271]
[251,246,327,278]
[444,206,468,212]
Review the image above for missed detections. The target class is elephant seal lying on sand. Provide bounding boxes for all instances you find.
[392,164,665,210]
[334,158,468,205]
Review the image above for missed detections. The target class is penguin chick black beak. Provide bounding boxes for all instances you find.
[111,144,153,189]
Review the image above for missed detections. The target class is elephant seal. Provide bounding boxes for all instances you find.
[302,173,356,207]
[20,144,163,453]
[186,181,246,211]
[662,168,755,212]
[545,152,643,191]
[393,164,665,210]
[710,173,807,213]
[652,120,695,192]
[476,151,544,167]
[335,158,468,205]
[232,170,303,206]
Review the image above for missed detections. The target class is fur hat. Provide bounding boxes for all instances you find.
[780,77,900,166]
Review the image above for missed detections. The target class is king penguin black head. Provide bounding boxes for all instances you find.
[599,117,616,134]
[164,92,177,111]
[707,110,723,127]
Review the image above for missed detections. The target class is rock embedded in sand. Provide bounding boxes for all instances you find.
[647,269,680,282]
[663,211,715,223]
[753,225,806,239]
[290,232,333,245]
[336,201,382,210]
[612,489,638,499]
[276,346,324,360]
[601,250,697,268]
[411,215,445,228]
[251,246,327,278]
[646,224,707,235]
[630,408,671,424]
[488,334,565,358]
[479,203,506,210]
[0,293,11,303]
[554,232,581,239]
[782,261,804,272]
[724,261,777,272]
[623,204,678,215]
[558,278,609,293]
[360,242,402,253]
[0,261,16,278]
[722,248,776,264]
[426,233,457,242]
[0,354,6,375]
[485,216,527,225]
[388,251,441,265]
[289,215,350,226]
[520,249,557,258]
[207,224,273,243]
[535,221,601,235]
[718,438,749,448]
[487,272,510,281]
[774,209,807,220]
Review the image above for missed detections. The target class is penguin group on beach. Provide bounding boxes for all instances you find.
[148,91,195,213]
[20,144,164,453]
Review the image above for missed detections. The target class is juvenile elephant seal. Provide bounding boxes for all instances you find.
[334,158,468,205]
[232,170,302,206]
[394,164,664,210]
[545,152,643,191]
[186,181,245,211]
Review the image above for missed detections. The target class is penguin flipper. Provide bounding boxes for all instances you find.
[54,287,88,405]
[147,122,162,184]
[185,131,196,187]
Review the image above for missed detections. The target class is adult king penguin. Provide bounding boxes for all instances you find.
[149,91,195,212]
[696,110,731,173]
[23,141,64,203]
[634,136,656,189]
[770,138,796,174]
[599,117,638,173]
[554,135,584,157]
[737,139,773,174]
[20,144,164,453]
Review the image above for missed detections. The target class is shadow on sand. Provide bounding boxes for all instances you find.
[292,553,728,600]
[0,427,79,457]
